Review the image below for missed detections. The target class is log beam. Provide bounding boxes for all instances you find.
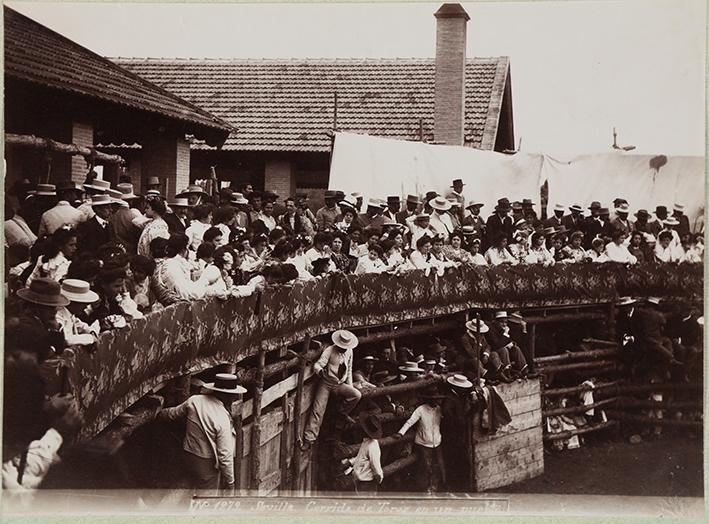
[543,397,618,417]
[6,133,125,165]
[534,348,619,365]
[543,420,618,441]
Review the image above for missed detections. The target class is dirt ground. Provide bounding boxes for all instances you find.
[494,434,703,497]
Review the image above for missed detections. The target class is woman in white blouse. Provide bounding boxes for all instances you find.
[27,227,77,286]
[654,231,682,262]
[604,230,637,264]
[354,243,387,274]
[442,231,473,265]
[525,231,555,266]
[185,204,213,252]
[484,233,518,266]
[137,198,170,258]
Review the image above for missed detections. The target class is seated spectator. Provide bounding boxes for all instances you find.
[305,232,336,274]
[14,278,69,353]
[430,235,458,269]
[381,239,407,273]
[585,237,609,262]
[330,232,352,272]
[335,206,358,233]
[604,230,637,264]
[88,268,131,332]
[213,206,236,248]
[154,234,205,301]
[484,233,518,266]
[198,246,260,298]
[409,235,439,273]
[560,231,586,263]
[679,234,702,263]
[286,238,314,281]
[195,242,216,274]
[626,231,646,263]
[57,279,99,346]
[508,230,530,263]
[468,238,487,266]
[127,255,158,313]
[354,243,386,275]
[185,204,213,252]
[525,231,554,266]
[347,226,365,259]
[26,228,77,286]
[202,227,224,249]
[654,231,680,262]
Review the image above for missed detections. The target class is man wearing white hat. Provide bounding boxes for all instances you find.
[486,311,529,378]
[38,182,84,237]
[302,330,362,449]
[159,373,246,492]
[75,194,116,257]
[57,279,100,347]
[164,198,192,235]
[358,199,387,230]
[428,197,454,237]
[543,204,565,229]
[109,183,143,254]
[610,202,633,237]
[460,319,509,383]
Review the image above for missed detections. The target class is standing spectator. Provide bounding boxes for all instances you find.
[581,202,607,249]
[672,204,691,238]
[396,195,420,226]
[185,204,214,252]
[633,209,652,234]
[462,201,486,239]
[213,207,236,248]
[692,206,704,235]
[137,198,169,258]
[155,234,206,301]
[279,197,305,236]
[349,414,384,495]
[57,279,99,347]
[302,330,361,450]
[164,198,192,235]
[175,184,208,207]
[610,202,633,237]
[159,373,246,493]
[648,205,668,237]
[446,179,466,208]
[5,201,38,249]
[358,200,387,230]
[561,204,584,233]
[382,196,401,221]
[38,182,83,237]
[316,190,340,231]
[76,195,115,258]
[255,200,277,232]
[110,183,143,254]
[428,197,454,237]
[544,204,565,229]
[394,387,446,494]
[485,198,514,247]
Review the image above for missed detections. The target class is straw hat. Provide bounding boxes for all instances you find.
[465,319,489,333]
[231,192,249,205]
[663,217,680,226]
[176,184,207,198]
[615,202,630,214]
[116,183,140,200]
[553,203,565,213]
[415,213,431,221]
[673,203,685,213]
[494,311,508,320]
[569,204,583,213]
[406,194,422,205]
[331,329,358,350]
[358,413,383,439]
[430,196,452,211]
[60,279,99,303]
[169,198,192,208]
[461,226,476,236]
[398,361,424,373]
[17,278,70,307]
[90,194,113,207]
[203,373,247,395]
[447,374,473,389]
[35,184,57,196]
[466,201,484,209]
[617,296,636,306]
[508,311,526,324]
[83,179,111,192]
[647,297,662,305]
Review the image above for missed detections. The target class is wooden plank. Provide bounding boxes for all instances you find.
[279,373,290,494]
[250,349,266,490]
[505,395,541,417]
[493,379,541,402]
[474,409,542,442]
[474,426,543,461]
[476,459,544,491]
[477,444,544,474]
[242,410,285,457]
[241,367,315,419]
[258,469,281,496]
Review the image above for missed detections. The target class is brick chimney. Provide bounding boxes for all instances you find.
[433,3,470,146]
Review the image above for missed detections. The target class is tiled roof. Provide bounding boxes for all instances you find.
[4,7,232,142]
[114,57,511,153]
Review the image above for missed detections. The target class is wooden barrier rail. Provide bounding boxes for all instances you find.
[537,360,617,374]
[607,411,702,428]
[542,380,622,398]
[334,434,415,460]
[543,420,618,442]
[535,348,619,365]
[542,397,618,417]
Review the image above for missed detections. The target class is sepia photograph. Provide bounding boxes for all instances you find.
[1,0,705,519]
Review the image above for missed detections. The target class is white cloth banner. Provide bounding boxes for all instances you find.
[329,132,545,213]
[329,132,705,226]
[544,154,705,225]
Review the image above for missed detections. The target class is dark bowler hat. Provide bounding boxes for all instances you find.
[387,195,401,203]
[588,201,602,210]
[522,198,534,208]
[359,413,383,439]
[17,278,70,307]
[450,178,465,187]
[655,205,668,215]
[406,194,422,205]
[324,190,338,199]
[598,207,610,215]
[635,209,650,219]
[334,190,345,201]
[497,198,511,209]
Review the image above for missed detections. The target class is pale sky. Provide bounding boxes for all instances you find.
[6,0,706,157]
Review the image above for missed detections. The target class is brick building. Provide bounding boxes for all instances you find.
[109,3,514,202]
[3,6,231,199]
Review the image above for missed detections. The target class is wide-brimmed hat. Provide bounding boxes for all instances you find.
[465,319,489,333]
[673,203,685,213]
[466,201,484,209]
[350,192,363,199]
[642,232,657,244]
[588,201,602,210]
[387,196,401,204]
[635,209,649,219]
[35,184,57,196]
[461,226,476,236]
[542,226,556,236]
[324,190,338,199]
[430,196,452,211]
[116,183,140,200]
[415,213,431,221]
[339,196,358,211]
[511,201,523,211]
[60,279,99,303]
[663,217,680,226]
[569,204,583,213]
[615,202,630,214]
[429,339,447,354]
[231,192,249,205]
[146,176,161,187]
[508,311,526,324]
[398,361,424,373]
[91,194,113,207]
[522,198,535,208]
[57,181,83,193]
[447,374,473,389]
[332,329,358,350]
[176,184,207,198]
[494,311,508,320]
[83,179,111,192]
[381,218,400,227]
[17,278,70,307]
[552,203,565,213]
[145,189,163,199]
[406,194,422,205]
[450,179,465,188]
[360,355,377,362]
[169,198,192,208]
[496,198,511,210]
[617,296,636,306]
[358,412,383,439]
[204,373,247,395]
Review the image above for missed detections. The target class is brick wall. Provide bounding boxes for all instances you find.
[264,159,295,198]
[70,121,94,184]
[142,135,191,199]
[433,4,469,146]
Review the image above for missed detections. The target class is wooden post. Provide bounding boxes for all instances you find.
[291,337,309,491]
[474,314,482,382]
[528,323,536,371]
[279,368,290,493]
[233,401,243,490]
[607,302,617,340]
[250,348,266,492]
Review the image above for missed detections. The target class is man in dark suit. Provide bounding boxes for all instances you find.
[582,202,609,249]
[462,201,486,239]
[382,196,400,221]
[76,195,116,257]
[543,204,565,229]
[164,198,191,234]
[279,197,307,236]
[561,204,584,233]
[672,204,691,238]
[485,311,528,377]
[485,198,513,248]
[396,195,420,226]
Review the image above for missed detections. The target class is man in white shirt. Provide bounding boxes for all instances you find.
[349,413,384,494]
[38,183,83,237]
[428,197,454,237]
[159,373,246,492]
[395,389,446,493]
[302,330,362,449]
[156,234,206,300]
